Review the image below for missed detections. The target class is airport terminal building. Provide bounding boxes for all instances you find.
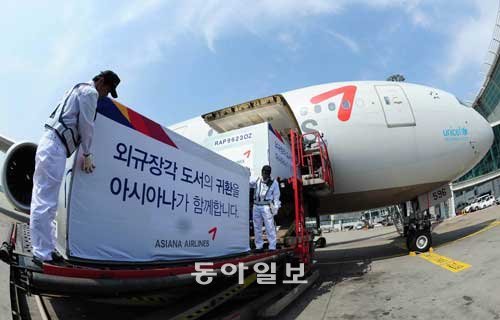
[452,9,500,211]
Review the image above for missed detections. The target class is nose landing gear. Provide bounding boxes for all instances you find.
[395,200,433,253]
[407,230,432,252]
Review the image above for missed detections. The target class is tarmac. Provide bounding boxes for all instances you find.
[0,192,499,319]
[277,207,500,320]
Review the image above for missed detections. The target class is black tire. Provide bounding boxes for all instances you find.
[409,231,432,252]
[316,237,327,248]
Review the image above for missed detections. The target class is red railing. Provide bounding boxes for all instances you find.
[289,130,334,266]
[300,131,334,190]
[289,130,310,266]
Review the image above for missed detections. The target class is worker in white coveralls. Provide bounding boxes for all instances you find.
[250,165,281,251]
[30,70,120,265]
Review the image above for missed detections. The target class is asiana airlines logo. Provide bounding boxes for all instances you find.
[310,85,357,122]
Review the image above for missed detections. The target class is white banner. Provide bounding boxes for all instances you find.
[203,122,292,180]
[67,99,250,262]
[218,144,254,170]
[268,125,293,180]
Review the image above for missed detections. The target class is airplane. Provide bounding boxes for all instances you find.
[169,81,493,212]
[0,80,494,251]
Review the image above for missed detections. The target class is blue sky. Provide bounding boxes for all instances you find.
[0,0,498,146]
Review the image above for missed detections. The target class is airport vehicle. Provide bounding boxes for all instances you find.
[463,202,474,213]
[485,195,496,208]
[0,81,494,254]
[469,198,480,212]
[473,195,495,211]
[470,196,484,212]
[480,195,494,209]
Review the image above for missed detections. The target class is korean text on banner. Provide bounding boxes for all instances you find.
[67,98,250,262]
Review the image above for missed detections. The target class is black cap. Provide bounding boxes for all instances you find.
[262,165,272,174]
[99,70,120,98]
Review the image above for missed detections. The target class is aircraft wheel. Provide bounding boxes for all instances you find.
[409,231,432,252]
[316,237,326,248]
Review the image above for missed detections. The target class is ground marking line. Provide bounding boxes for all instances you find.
[417,252,471,273]
[317,220,500,267]
[435,220,500,249]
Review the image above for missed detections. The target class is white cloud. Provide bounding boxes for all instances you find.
[164,0,343,53]
[117,0,164,25]
[410,8,431,28]
[278,33,300,52]
[354,0,432,29]
[0,0,483,142]
[326,30,361,54]
[46,30,86,78]
[441,0,498,81]
[81,0,439,59]
[402,0,432,28]
[169,0,438,53]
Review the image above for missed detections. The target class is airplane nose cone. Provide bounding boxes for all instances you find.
[483,121,494,150]
[473,111,494,158]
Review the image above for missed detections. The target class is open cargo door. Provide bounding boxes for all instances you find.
[202,95,301,139]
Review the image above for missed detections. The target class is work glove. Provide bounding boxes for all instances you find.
[271,205,279,216]
[82,153,96,173]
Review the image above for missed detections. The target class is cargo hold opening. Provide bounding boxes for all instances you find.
[202,95,301,140]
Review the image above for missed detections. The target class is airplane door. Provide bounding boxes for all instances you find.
[375,85,416,127]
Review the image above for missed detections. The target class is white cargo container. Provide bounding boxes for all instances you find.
[56,98,250,263]
[202,122,293,180]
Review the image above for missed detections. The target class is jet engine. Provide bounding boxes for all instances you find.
[1,142,37,213]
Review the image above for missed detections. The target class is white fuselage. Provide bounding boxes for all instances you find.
[170,81,494,213]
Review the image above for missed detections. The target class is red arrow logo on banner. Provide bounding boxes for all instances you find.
[209,227,217,240]
[244,150,251,158]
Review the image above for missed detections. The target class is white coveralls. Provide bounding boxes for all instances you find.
[250,177,281,250]
[30,82,98,261]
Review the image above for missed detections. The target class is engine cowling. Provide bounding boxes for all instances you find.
[1,142,37,213]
